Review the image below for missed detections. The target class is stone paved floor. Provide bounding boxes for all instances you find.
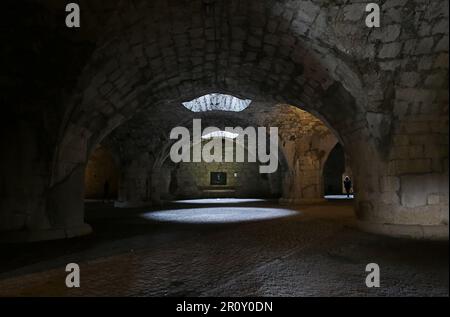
[0,200,448,297]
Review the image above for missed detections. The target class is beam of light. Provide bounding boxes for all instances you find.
[202,130,239,140]
[174,198,267,204]
[182,93,252,112]
[324,195,354,200]
[141,207,298,224]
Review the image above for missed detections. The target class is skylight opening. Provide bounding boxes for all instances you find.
[201,131,239,140]
[182,93,252,112]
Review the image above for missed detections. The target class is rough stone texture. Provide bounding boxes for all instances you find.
[172,143,282,199]
[107,104,338,205]
[0,201,447,296]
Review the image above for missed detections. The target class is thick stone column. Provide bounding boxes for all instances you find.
[0,123,91,242]
[279,129,338,204]
[150,167,172,205]
[46,164,93,240]
[355,125,448,241]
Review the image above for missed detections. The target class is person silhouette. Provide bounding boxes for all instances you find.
[343,176,352,198]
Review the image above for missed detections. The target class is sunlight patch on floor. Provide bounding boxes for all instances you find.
[141,207,298,224]
[324,195,354,200]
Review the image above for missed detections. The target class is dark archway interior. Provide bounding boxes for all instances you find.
[0,0,447,297]
[323,143,346,196]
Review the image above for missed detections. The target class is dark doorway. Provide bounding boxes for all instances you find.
[323,143,345,196]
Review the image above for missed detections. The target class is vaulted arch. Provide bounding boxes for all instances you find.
[1,0,447,242]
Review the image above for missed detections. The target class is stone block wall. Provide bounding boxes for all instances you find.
[1,0,447,241]
[264,105,339,202]
[84,146,119,199]
[172,142,281,199]
[111,103,339,204]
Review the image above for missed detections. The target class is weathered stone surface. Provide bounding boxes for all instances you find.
[0,0,448,242]
[401,174,443,208]
[0,201,448,296]
[379,43,403,59]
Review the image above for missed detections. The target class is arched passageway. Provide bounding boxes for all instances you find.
[0,0,448,298]
[0,0,448,243]
[104,103,338,208]
[84,145,120,201]
[323,143,347,197]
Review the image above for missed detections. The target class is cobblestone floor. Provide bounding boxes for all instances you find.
[0,200,448,297]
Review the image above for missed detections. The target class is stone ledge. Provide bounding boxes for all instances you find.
[357,220,449,241]
[0,224,93,243]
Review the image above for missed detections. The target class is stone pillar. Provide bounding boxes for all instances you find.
[279,132,338,204]
[347,107,448,241]
[150,167,172,204]
[115,154,152,208]
[46,164,93,239]
[354,2,449,240]
[0,122,92,242]
[279,141,324,204]
[355,132,448,241]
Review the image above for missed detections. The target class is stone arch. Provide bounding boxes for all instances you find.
[52,0,378,229]
[148,111,290,202]
[3,0,445,241]
[57,0,371,146]
[53,72,375,240]
[164,137,283,200]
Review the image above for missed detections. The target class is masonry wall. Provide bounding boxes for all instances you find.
[352,1,449,239]
[84,146,119,199]
[110,104,339,205]
[263,106,339,202]
[171,142,281,199]
[1,0,447,242]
